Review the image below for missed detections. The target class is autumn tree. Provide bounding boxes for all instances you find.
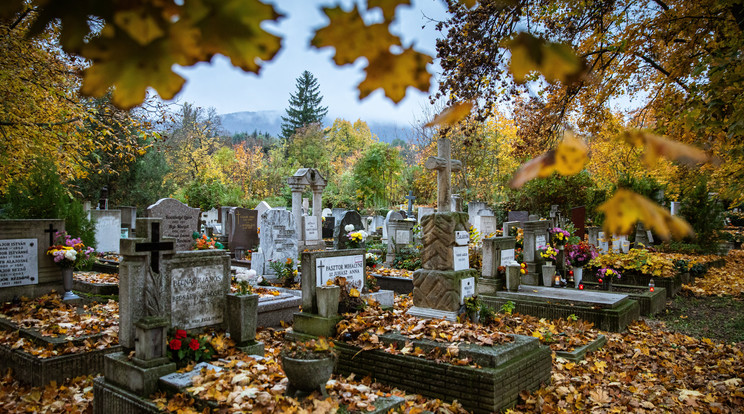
[353,142,404,208]
[280,71,328,140]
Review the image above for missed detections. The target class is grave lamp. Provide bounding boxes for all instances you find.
[553,273,561,287]
[649,278,655,292]
[567,270,574,284]
[578,283,584,290]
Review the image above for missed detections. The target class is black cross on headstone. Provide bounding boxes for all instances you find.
[135,222,174,273]
[317,261,326,284]
[405,191,416,216]
[44,223,58,245]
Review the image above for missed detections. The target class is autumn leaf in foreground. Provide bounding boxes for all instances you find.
[424,102,473,128]
[622,130,709,167]
[598,189,693,240]
[508,132,588,188]
[358,48,432,103]
[507,32,583,84]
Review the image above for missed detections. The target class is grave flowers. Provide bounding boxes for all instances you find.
[47,231,95,300]
[269,257,298,287]
[191,232,224,250]
[280,338,337,396]
[550,227,571,247]
[235,270,254,296]
[345,224,368,249]
[539,245,559,286]
[167,328,216,368]
[565,241,598,287]
[597,267,622,291]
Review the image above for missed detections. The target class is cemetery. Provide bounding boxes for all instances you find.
[3,1,744,413]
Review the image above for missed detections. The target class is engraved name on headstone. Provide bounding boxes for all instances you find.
[0,239,38,287]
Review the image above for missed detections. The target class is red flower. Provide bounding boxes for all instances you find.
[175,329,187,339]
[169,339,182,351]
[189,338,200,351]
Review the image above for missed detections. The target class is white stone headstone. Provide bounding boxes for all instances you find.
[304,216,320,241]
[453,246,469,271]
[500,249,515,266]
[91,209,122,253]
[0,239,38,288]
[395,229,411,245]
[315,254,365,292]
[255,201,272,231]
[455,231,469,246]
[535,234,547,249]
[460,277,475,305]
[259,209,298,275]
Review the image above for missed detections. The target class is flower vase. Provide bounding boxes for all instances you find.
[62,267,81,301]
[542,264,556,287]
[572,266,583,288]
[226,293,259,345]
[315,285,340,318]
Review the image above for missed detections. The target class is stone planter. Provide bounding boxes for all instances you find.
[62,267,81,301]
[542,265,556,287]
[505,264,520,292]
[281,355,335,396]
[226,293,259,345]
[572,267,583,288]
[315,285,340,318]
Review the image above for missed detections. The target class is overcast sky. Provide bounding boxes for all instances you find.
[169,0,449,126]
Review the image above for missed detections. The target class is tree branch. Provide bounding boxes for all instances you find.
[0,117,81,127]
[632,53,689,91]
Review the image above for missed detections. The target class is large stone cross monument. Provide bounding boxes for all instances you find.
[410,138,476,321]
[424,138,462,212]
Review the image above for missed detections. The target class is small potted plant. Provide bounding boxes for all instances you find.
[280,338,337,397]
[269,257,298,287]
[464,296,482,323]
[46,231,95,301]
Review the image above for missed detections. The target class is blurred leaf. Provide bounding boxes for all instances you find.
[598,189,694,240]
[367,0,411,21]
[622,130,709,167]
[358,47,431,103]
[508,132,588,188]
[507,32,582,84]
[424,102,473,128]
[312,5,401,66]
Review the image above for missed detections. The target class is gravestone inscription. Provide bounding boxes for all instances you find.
[146,198,200,251]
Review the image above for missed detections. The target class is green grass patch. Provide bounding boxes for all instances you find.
[649,294,744,344]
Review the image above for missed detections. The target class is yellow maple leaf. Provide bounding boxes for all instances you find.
[349,288,361,298]
[597,189,693,240]
[312,5,401,66]
[507,32,582,84]
[367,0,411,20]
[508,131,588,188]
[113,7,166,46]
[622,130,709,167]
[424,102,473,128]
[358,47,432,103]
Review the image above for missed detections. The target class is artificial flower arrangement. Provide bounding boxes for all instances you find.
[519,262,528,275]
[539,245,559,264]
[365,252,381,267]
[46,231,95,269]
[234,269,255,295]
[509,226,524,249]
[345,224,368,248]
[167,328,216,367]
[269,257,298,287]
[550,227,571,247]
[564,241,598,267]
[191,232,224,250]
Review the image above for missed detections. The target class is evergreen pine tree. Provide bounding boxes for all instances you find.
[280,71,328,139]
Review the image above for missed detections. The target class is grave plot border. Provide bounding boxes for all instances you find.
[294,332,551,414]
[256,293,301,327]
[93,377,161,414]
[554,334,607,362]
[0,343,122,387]
[371,273,413,294]
[481,294,640,332]
[582,270,681,298]
[73,279,119,296]
[579,282,667,316]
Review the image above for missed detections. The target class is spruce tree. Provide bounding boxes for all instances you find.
[280,71,328,139]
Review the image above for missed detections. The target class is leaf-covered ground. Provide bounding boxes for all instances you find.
[371,266,413,279]
[74,271,119,285]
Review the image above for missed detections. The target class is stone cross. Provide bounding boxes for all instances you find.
[405,191,416,216]
[424,138,462,213]
[134,221,175,274]
[44,223,58,245]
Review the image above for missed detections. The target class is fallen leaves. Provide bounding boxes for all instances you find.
[371,266,413,279]
[0,372,95,413]
[683,250,744,296]
[74,271,119,285]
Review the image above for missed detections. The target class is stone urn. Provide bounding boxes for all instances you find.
[226,293,259,345]
[542,264,556,287]
[281,355,335,397]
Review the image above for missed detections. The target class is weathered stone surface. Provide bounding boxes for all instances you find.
[92,210,122,253]
[412,269,477,312]
[226,293,258,345]
[145,198,200,252]
[258,209,297,275]
[420,212,469,270]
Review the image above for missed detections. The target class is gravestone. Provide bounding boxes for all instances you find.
[597,232,610,254]
[382,210,404,241]
[587,226,600,247]
[0,220,64,301]
[480,215,499,237]
[417,207,435,223]
[502,221,522,237]
[118,218,231,350]
[468,201,487,229]
[257,209,298,276]
[405,191,416,216]
[119,206,137,233]
[146,198,200,251]
[385,218,416,266]
[227,208,259,255]
[570,206,586,240]
[370,215,385,235]
[322,216,335,239]
[522,220,551,281]
[410,139,477,321]
[303,215,321,245]
[508,210,529,223]
[255,201,271,234]
[335,210,364,250]
[480,236,516,294]
[218,206,235,236]
[91,209,122,253]
[451,194,463,212]
[670,201,680,215]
